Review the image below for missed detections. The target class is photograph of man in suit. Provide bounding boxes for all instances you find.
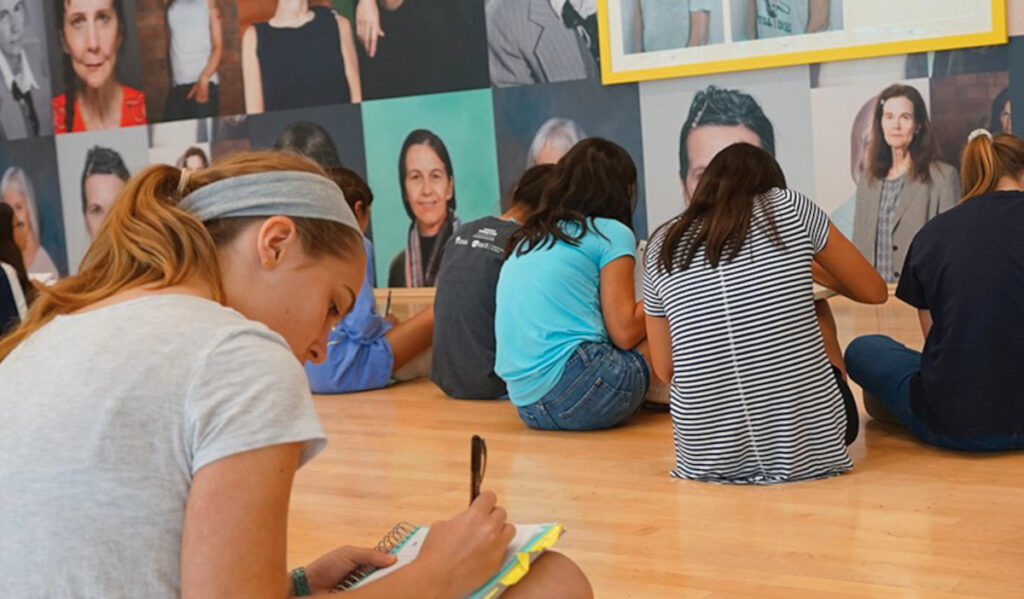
[0,0,52,139]
[486,0,600,87]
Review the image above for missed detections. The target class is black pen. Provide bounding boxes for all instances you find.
[384,289,393,318]
[471,435,486,505]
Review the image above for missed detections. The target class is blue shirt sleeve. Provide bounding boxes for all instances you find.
[591,218,637,270]
[340,238,391,341]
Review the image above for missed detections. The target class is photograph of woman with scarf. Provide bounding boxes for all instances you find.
[388,129,460,287]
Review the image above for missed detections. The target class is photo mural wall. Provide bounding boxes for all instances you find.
[0,0,1022,286]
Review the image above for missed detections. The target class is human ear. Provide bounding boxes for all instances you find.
[255,216,299,268]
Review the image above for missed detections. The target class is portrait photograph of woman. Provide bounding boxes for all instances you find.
[45,0,147,133]
[387,129,459,288]
[852,83,959,283]
[0,136,66,279]
[238,0,361,113]
[362,89,500,287]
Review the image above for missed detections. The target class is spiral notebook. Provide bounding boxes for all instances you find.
[336,522,565,597]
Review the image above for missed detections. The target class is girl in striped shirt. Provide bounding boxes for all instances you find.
[643,143,886,483]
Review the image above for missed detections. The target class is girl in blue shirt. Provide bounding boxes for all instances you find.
[304,167,434,393]
[495,138,650,430]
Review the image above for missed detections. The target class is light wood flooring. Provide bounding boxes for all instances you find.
[287,296,1024,598]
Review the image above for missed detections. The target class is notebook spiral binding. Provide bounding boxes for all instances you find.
[333,522,419,592]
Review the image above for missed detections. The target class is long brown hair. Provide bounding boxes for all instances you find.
[866,84,942,183]
[0,152,363,361]
[508,138,636,257]
[658,143,786,273]
[0,203,31,298]
[960,133,1024,202]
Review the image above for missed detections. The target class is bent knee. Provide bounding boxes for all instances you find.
[504,551,593,599]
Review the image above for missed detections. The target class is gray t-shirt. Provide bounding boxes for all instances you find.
[641,0,714,51]
[0,295,326,598]
[755,0,809,38]
[431,216,519,399]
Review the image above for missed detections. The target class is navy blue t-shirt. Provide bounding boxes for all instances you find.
[896,191,1024,435]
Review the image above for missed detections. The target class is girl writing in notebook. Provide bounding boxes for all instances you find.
[0,153,590,597]
[495,138,651,430]
[643,143,886,484]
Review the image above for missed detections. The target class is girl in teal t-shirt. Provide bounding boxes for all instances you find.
[495,138,651,430]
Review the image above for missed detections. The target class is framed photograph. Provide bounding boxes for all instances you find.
[599,0,1007,84]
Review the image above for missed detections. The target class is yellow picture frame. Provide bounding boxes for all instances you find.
[599,0,1008,85]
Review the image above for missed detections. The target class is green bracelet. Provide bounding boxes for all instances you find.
[291,566,311,596]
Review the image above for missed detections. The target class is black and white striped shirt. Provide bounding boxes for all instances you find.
[643,188,852,484]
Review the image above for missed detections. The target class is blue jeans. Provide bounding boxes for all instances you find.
[517,342,650,431]
[845,335,1024,452]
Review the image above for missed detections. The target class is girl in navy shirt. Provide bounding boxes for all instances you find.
[847,131,1024,450]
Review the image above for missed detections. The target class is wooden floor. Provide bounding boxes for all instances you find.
[287,297,1024,597]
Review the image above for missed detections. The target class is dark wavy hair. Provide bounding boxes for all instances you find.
[57,0,127,134]
[80,146,130,213]
[658,143,785,273]
[990,87,1012,134]
[507,138,636,257]
[398,129,456,220]
[679,86,775,177]
[510,164,553,212]
[326,166,373,212]
[182,146,210,169]
[866,84,942,183]
[0,203,31,300]
[274,121,342,168]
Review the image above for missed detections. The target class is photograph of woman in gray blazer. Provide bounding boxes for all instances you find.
[854,84,959,283]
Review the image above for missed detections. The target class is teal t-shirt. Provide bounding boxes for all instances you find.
[494,218,637,407]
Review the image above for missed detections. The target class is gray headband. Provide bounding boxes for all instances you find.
[178,170,361,233]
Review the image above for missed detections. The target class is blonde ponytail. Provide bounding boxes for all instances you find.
[960,133,1024,203]
[0,151,360,362]
[961,134,998,202]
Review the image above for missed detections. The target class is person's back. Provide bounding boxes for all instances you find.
[0,296,322,595]
[496,216,635,401]
[645,188,851,482]
[889,190,1024,433]
[643,143,886,483]
[432,216,519,398]
[847,131,1024,451]
[495,140,650,431]
[432,164,551,399]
